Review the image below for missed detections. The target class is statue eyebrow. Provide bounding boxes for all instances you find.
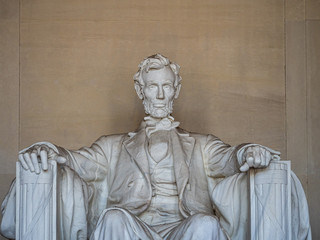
[146,80,173,84]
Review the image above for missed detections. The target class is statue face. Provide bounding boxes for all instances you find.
[141,66,177,118]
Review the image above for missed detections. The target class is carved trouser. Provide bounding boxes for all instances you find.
[90,207,229,240]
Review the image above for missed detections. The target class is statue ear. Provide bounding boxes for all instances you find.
[174,83,181,99]
[134,82,144,99]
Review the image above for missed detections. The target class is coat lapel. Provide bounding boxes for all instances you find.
[123,123,195,179]
[123,128,150,177]
[170,129,195,205]
[174,128,195,166]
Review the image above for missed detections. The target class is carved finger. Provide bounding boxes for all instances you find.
[39,144,50,152]
[265,151,272,166]
[31,152,40,174]
[258,149,265,167]
[18,153,29,170]
[272,153,281,161]
[253,156,261,168]
[260,148,266,167]
[240,162,250,172]
[40,150,48,171]
[253,148,262,167]
[262,149,268,166]
[252,148,261,167]
[56,156,67,164]
[260,154,266,167]
[247,146,254,152]
[23,152,35,172]
[246,151,254,167]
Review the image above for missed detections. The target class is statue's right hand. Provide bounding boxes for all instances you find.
[18,144,66,174]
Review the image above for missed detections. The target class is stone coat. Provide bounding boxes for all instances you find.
[58,123,246,235]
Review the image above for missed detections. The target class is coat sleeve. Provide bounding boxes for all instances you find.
[203,134,248,177]
[0,135,123,239]
[58,135,126,236]
[58,136,111,183]
[16,137,111,184]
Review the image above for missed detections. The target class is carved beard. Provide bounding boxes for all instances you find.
[143,99,174,118]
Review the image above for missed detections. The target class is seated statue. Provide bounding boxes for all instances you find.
[0,54,311,240]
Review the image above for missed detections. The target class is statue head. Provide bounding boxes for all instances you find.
[133,54,182,118]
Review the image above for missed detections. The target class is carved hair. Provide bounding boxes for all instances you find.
[133,54,182,88]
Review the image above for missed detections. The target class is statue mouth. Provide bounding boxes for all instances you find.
[153,104,166,108]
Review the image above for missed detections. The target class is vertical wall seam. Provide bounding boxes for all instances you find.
[304,1,308,198]
[284,0,287,160]
[18,0,21,150]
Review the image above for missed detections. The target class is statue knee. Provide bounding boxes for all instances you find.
[190,213,220,227]
[92,208,136,239]
[100,208,128,226]
[189,213,225,237]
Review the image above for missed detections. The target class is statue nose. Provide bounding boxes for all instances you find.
[157,87,164,99]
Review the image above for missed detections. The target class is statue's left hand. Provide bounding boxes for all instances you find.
[239,146,273,172]
[18,144,66,174]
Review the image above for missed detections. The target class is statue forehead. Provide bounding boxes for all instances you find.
[141,66,175,83]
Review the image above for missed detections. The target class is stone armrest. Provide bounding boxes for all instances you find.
[15,161,57,240]
[248,160,291,240]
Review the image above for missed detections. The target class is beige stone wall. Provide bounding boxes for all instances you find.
[286,0,320,237]
[0,0,19,236]
[0,0,319,239]
[18,0,285,153]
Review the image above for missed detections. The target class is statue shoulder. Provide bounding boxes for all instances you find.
[93,133,128,147]
[177,128,219,142]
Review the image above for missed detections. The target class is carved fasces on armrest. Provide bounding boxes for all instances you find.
[16,161,57,240]
[249,160,291,240]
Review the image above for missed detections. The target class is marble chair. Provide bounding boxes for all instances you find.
[14,160,293,240]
